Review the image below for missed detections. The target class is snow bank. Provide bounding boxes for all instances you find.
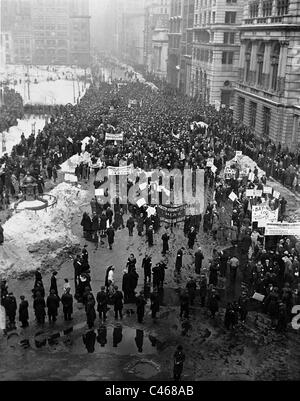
[0,182,88,277]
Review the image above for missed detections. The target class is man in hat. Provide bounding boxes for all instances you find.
[173,345,185,381]
[142,254,152,283]
[46,289,60,323]
[107,225,115,250]
[96,286,108,321]
[19,295,29,328]
[113,286,123,320]
[136,291,147,323]
[122,270,131,304]
[146,224,154,246]
[188,226,197,249]
[61,288,73,321]
[4,292,17,329]
[195,247,204,274]
[50,271,58,297]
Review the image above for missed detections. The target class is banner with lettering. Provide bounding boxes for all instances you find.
[157,204,186,223]
[107,165,134,176]
[105,133,123,141]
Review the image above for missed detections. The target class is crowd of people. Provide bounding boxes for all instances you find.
[1,58,300,381]
[0,87,24,133]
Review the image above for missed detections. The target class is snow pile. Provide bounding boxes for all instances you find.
[0,182,88,277]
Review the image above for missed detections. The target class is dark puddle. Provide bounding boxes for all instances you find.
[75,325,159,355]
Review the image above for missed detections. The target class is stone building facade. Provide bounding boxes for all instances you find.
[191,0,243,106]
[234,0,300,147]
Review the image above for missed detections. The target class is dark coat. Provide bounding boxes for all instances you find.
[0,224,4,243]
[113,290,123,309]
[107,227,115,244]
[96,290,108,312]
[19,300,29,322]
[50,275,58,295]
[195,249,204,273]
[46,294,60,315]
[33,296,46,318]
[61,293,73,313]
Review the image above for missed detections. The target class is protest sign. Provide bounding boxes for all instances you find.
[229,192,238,202]
[252,292,265,302]
[263,186,273,194]
[273,190,280,199]
[211,165,217,174]
[95,188,104,196]
[254,189,262,197]
[136,198,147,208]
[248,172,255,182]
[105,133,123,141]
[246,189,254,197]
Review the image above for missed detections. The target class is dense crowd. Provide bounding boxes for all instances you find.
[1,60,300,372]
[0,87,24,133]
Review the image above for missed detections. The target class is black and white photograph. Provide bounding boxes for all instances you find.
[0,0,300,387]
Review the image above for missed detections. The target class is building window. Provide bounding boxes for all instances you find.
[277,0,289,15]
[224,32,235,44]
[257,43,265,86]
[222,51,234,64]
[245,42,252,83]
[249,2,259,18]
[212,12,215,24]
[238,97,245,121]
[250,102,257,128]
[271,42,280,91]
[226,0,237,2]
[263,107,271,137]
[225,12,236,24]
[262,1,273,17]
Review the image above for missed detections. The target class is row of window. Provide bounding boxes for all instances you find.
[194,11,237,26]
[238,97,271,136]
[192,48,235,64]
[249,0,289,18]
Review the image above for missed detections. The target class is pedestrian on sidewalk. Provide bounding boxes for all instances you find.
[173,345,185,381]
[46,289,60,323]
[96,286,108,321]
[136,291,147,323]
[61,288,73,321]
[19,295,29,328]
[113,286,123,320]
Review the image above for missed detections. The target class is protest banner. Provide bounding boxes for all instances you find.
[252,205,268,222]
[107,165,133,176]
[265,222,300,236]
[248,172,255,182]
[257,208,279,228]
[105,133,123,141]
[157,204,186,223]
[139,182,148,191]
[252,292,265,302]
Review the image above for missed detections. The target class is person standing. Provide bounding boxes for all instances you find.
[107,225,115,250]
[194,247,204,275]
[142,254,152,283]
[61,288,73,321]
[4,292,17,329]
[127,254,137,273]
[19,295,29,328]
[122,270,131,304]
[73,255,82,291]
[146,225,154,246]
[126,216,135,236]
[229,256,240,285]
[85,294,96,329]
[113,286,123,320]
[96,286,108,321]
[136,291,147,323]
[161,231,170,255]
[33,291,46,325]
[173,345,185,381]
[0,221,4,245]
[179,290,190,319]
[175,248,184,274]
[46,289,60,323]
[150,291,160,319]
[186,277,197,306]
[207,289,220,318]
[199,274,207,307]
[50,271,58,297]
[188,226,197,249]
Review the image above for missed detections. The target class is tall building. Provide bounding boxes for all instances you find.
[144,0,170,78]
[234,0,300,147]
[167,0,194,94]
[191,0,243,106]
[0,0,91,66]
